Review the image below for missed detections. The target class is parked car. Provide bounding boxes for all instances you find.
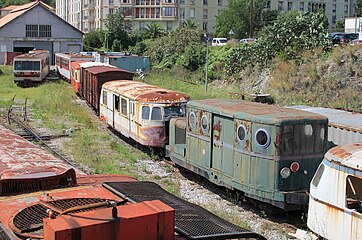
[341,33,359,44]
[239,38,256,43]
[211,38,228,46]
[330,33,358,44]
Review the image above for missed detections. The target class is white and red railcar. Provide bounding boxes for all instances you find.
[55,53,94,82]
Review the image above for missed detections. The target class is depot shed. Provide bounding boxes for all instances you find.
[80,66,134,114]
[0,1,83,64]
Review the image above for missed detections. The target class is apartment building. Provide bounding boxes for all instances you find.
[56,0,226,33]
[266,0,356,27]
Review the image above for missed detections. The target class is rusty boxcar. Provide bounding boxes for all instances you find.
[167,99,329,211]
[308,142,362,240]
[13,50,50,83]
[100,80,190,147]
[80,66,134,114]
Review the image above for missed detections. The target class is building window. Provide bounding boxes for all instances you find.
[278,1,283,11]
[140,21,145,29]
[332,15,336,24]
[180,8,185,20]
[26,25,51,38]
[203,0,208,5]
[179,0,185,4]
[109,8,114,14]
[300,2,304,11]
[332,4,336,13]
[203,9,208,19]
[287,1,292,10]
[166,21,172,30]
[162,7,175,16]
[218,0,222,6]
[109,0,114,4]
[190,0,195,5]
[345,5,348,14]
[266,0,271,8]
[190,8,195,18]
[203,22,208,31]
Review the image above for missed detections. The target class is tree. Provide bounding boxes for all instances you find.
[214,0,266,39]
[105,9,132,51]
[144,23,165,39]
[182,19,198,29]
[83,29,105,51]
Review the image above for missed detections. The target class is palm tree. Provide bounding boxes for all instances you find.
[182,19,197,29]
[145,23,165,39]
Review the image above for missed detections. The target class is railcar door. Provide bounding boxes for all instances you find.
[106,92,115,128]
[129,101,136,134]
[211,115,234,177]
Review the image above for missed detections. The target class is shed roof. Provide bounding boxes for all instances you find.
[103,80,190,103]
[0,1,82,35]
[188,99,328,125]
[85,66,132,75]
[289,106,362,133]
[325,142,362,172]
[1,5,18,11]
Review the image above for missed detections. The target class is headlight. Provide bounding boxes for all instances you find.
[280,167,291,179]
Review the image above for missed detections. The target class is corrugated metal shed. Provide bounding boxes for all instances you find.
[189,99,327,125]
[289,106,362,146]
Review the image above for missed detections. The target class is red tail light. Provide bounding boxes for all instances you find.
[290,162,300,173]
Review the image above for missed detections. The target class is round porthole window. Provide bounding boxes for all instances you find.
[201,115,209,132]
[255,129,271,148]
[189,111,197,129]
[237,125,247,142]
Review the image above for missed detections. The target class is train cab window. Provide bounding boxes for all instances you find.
[114,95,120,111]
[121,98,127,115]
[142,106,150,120]
[189,111,197,129]
[237,124,247,142]
[201,115,209,132]
[151,107,162,121]
[346,175,362,212]
[312,164,324,187]
[255,129,270,148]
[102,91,107,105]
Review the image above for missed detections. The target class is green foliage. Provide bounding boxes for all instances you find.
[176,43,205,71]
[144,23,166,39]
[214,0,267,39]
[145,27,203,69]
[225,11,331,74]
[182,19,198,29]
[83,29,105,51]
[105,9,132,51]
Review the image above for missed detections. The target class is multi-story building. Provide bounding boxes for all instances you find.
[266,0,356,28]
[56,0,226,33]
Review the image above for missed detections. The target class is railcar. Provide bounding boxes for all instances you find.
[81,65,134,114]
[167,99,329,211]
[0,124,263,240]
[55,52,95,82]
[100,80,190,147]
[13,50,50,84]
[308,142,362,240]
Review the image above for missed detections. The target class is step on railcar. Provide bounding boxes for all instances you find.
[55,52,95,82]
[308,142,362,240]
[13,50,50,84]
[100,80,190,147]
[167,99,329,211]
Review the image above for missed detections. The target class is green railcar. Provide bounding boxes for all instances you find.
[166,99,328,211]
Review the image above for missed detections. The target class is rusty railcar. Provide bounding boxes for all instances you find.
[308,143,362,240]
[13,50,50,83]
[80,66,134,114]
[100,80,190,147]
[55,53,95,82]
[167,99,329,211]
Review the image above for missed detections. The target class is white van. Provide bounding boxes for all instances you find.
[211,38,228,46]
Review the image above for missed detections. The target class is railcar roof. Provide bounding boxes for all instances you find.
[325,142,362,171]
[85,66,132,74]
[188,99,328,125]
[0,125,81,179]
[103,80,190,103]
[79,61,112,69]
[55,52,94,59]
[71,60,93,69]
[15,50,49,59]
[290,105,362,132]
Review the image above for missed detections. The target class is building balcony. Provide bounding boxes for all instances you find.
[134,13,177,20]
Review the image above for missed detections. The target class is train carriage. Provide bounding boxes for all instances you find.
[55,53,95,82]
[13,50,50,83]
[167,99,329,210]
[308,143,362,240]
[100,80,190,147]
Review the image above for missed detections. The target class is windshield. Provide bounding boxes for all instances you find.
[14,61,40,71]
[219,39,228,43]
[164,104,186,120]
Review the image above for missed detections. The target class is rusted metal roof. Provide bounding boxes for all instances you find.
[325,142,362,171]
[188,99,328,125]
[0,124,82,179]
[55,52,94,60]
[86,66,132,74]
[14,50,49,59]
[103,80,190,103]
[0,1,57,29]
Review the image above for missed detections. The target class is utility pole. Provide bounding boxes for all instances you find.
[249,0,253,38]
[204,34,209,94]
